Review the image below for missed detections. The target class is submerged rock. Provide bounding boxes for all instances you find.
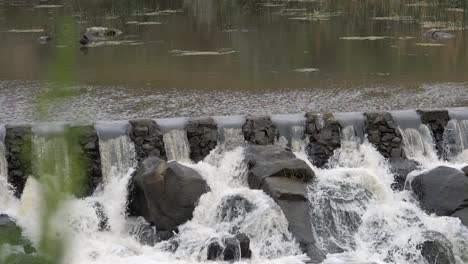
[128,156,209,231]
[218,194,255,222]
[424,29,456,40]
[411,166,468,225]
[418,233,456,264]
[388,158,420,191]
[244,145,322,262]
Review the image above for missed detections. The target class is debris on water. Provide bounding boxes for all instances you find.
[170,49,237,56]
[372,16,415,22]
[293,68,319,73]
[126,21,162,25]
[416,42,445,47]
[33,4,63,9]
[340,36,392,40]
[79,27,122,46]
[6,28,44,33]
[424,29,456,40]
[405,1,438,7]
[37,36,52,44]
[142,9,183,16]
[398,36,415,40]
[446,8,465,12]
[289,11,344,21]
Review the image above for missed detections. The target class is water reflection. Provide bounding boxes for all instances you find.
[0,0,467,90]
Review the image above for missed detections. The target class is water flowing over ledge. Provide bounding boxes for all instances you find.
[1,107,468,264]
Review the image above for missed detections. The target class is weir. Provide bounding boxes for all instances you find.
[1,108,468,264]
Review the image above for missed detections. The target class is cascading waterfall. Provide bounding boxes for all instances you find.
[297,120,468,264]
[271,114,307,152]
[163,129,191,162]
[444,119,468,162]
[96,121,137,181]
[0,124,18,215]
[215,115,246,149]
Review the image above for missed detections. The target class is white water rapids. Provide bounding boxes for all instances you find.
[1,118,468,263]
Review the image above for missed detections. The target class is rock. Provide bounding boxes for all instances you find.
[92,202,109,231]
[235,233,252,258]
[206,234,252,261]
[364,112,404,158]
[128,156,209,231]
[0,214,35,254]
[305,113,341,168]
[5,125,32,198]
[218,195,255,222]
[244,145,322,262]
[462,166,468,177]
[242,116,277,145]
[72,125,102,196]
[451,207,468,227]
[411,166,468,217]
[388,158,420,191]
[37,36,52,44]
[185,118,218,162]
[127,218,175,246]
[417,110,450,158]
[418,236,456,264]
[129,119,166,162]
[245,145,314,189]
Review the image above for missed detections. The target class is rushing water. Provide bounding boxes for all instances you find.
[163,129,191,162]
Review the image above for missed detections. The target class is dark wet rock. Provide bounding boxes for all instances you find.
[424,29,456,40]
[5,125,32,198]
[244,145,321,262]
[129,119,166,162]
[388,158,420,191]
[451,207,468,227]
[305,112,341,168]
[128,156,209,231]
[418,235,456,264]
[242,116,278,145]
[72,125,102,196]
[218,195,255,222]
[364,112,404,158]
[128,220,174,246]
[461,166,468,177]
[0,214,35,254]
[185,117,218,162]
[411,166,468,218]
[92,202,109,231]
[245,145,314,188]
[206,234,251,261]
[417,110,450,158]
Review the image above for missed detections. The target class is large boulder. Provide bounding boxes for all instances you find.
[451,208,468,227]
[128,157,209,231]
[242,116,278,145]
[244,145,322,262]
[388,158,420,191]
[185,118,218,162]
[305,113,342,168]
[411,166,468,219]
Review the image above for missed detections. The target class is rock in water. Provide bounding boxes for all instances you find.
[462,166,468,177]
[242,116,278,145]
[424,29,456,40]
[0,214,35,254]
[79,27,122,45]
[129,156,209,231]
[206,233,252,261]
[185,118,218,162]
[244,145,323,262]
[411,166,468,226]
[218,194,255,222]
[418,234,456,264]
[388,158,419,191]
[235,233,252,258]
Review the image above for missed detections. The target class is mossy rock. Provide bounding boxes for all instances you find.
[0,214,36,254]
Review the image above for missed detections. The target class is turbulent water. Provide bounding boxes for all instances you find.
[1,116,468,263]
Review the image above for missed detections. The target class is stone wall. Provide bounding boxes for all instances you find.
[242,116,278,145]
[364,112,404,158]
[417,110,449,158]
[305,113,341,168]
[129,119,166,162]
[4,125,32,198]
[185,118,218,162]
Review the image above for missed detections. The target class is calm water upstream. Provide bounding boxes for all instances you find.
[0,0,467,122]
